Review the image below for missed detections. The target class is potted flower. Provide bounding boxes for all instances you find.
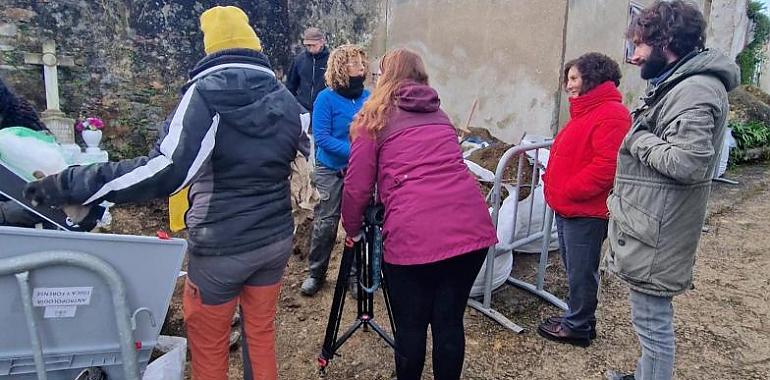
[75,117,105,153]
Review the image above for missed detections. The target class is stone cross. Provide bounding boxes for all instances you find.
[23,40,78,147]
[23,40,74,113]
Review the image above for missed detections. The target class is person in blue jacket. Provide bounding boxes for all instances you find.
[301,44,370,296]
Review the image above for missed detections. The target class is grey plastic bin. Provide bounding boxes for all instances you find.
[0,226,186,380]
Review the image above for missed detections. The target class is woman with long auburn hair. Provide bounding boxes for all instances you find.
[341,48,497,380]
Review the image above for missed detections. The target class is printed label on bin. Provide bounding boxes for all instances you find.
[43,306,78,319]
[32,287,93,307]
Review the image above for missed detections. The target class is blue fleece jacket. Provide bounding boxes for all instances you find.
[312,88,369,170]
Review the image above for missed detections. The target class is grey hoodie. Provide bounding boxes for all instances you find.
[606,49,740,296]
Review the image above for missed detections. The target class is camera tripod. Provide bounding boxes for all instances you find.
[317,205,396,372]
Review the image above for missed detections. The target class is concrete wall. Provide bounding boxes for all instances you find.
[560,0,634,127]
[758,44,770,93]
[383,0,569,142]
[707,0,750,59]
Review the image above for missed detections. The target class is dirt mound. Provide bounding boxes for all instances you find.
[292,210,313,258]
[466,143,534,201]
[744,85,770,106]
[729,86,770,125]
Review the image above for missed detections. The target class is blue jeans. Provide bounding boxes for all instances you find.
[630,289,675,380]
[555,214,607,337]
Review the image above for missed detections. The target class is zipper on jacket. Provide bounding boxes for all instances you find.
[310,57,316,107]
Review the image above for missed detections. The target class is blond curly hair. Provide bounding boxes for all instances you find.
[324,44,368,90]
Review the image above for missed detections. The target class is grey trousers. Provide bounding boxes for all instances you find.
[308,166,344,279]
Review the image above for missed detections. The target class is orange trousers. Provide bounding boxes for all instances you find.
[184,279,281,380]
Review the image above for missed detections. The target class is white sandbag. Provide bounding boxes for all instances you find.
[464,159,495,182]
[496,185,559,253]
[142,335,187,380]
[469,249,512,298]
[470,186,559,297]
[0,127,68,181]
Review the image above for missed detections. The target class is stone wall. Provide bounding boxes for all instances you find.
[0,1,381,159]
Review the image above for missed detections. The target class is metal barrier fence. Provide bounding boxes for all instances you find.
[467,141,568,333]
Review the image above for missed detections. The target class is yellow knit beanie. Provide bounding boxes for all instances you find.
[200,6,262,55]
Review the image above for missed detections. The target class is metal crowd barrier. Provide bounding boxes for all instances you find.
[467,141,568,333]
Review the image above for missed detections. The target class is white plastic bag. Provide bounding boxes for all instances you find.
[496,185,559,253]
[0,127,68,181]
[142,335,187,380]
[470,249,512,298]
[715,127,737,178]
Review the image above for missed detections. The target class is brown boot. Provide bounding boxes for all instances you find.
[545,315,597,339]
[537,318,591,347]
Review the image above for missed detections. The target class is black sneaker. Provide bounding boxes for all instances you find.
[300,276,324,296]
[604,370,635,380]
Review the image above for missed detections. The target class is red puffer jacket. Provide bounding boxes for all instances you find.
[543,81,631,219]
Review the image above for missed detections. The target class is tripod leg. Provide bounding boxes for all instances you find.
[320,244,356,363]
[381,268,397,338]
[367,320,396,349]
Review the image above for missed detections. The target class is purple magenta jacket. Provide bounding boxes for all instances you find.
[341,82,497,265]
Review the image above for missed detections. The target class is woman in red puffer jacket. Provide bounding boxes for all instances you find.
[539,52,631,348]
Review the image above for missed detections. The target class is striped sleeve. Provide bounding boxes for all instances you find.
[52,82,218,206]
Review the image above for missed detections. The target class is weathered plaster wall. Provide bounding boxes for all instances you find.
[758,44,770,93]
[707,0,750,60]
[0,0,751,149]
[384,0,569,142]
[560,0,631,127]
[559,0,748,129]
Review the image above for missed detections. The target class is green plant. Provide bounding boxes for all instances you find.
[737,1,770,84]
[731,120,770,149]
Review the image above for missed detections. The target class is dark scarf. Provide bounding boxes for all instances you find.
[337,76,366,99]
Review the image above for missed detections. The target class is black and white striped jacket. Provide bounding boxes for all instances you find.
[49,50,310,255]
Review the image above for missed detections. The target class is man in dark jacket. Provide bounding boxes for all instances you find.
[286,27,330,112]
[24,6,309,380]
[605,2,740,380]
[0,77,49,227]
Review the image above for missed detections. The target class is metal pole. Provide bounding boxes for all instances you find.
[536,207,555,290]
[15,271,48,380]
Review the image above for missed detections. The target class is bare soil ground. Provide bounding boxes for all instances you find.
[110,163,770,379]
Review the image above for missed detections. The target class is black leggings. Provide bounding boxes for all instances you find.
[383,248,488,380]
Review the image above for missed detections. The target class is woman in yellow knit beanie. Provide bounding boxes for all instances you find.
[154,5,308,380]
[199,6,262,54]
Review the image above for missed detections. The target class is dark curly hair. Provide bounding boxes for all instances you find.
[563,52,622,95]
[627,0,706,57]
[0,77,48,132]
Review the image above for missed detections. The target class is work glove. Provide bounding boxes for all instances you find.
[23,171,63,208]
[23,171,94,226]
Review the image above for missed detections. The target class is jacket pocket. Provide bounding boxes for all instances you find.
[607,193,662,281]
[607,193,660,247]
